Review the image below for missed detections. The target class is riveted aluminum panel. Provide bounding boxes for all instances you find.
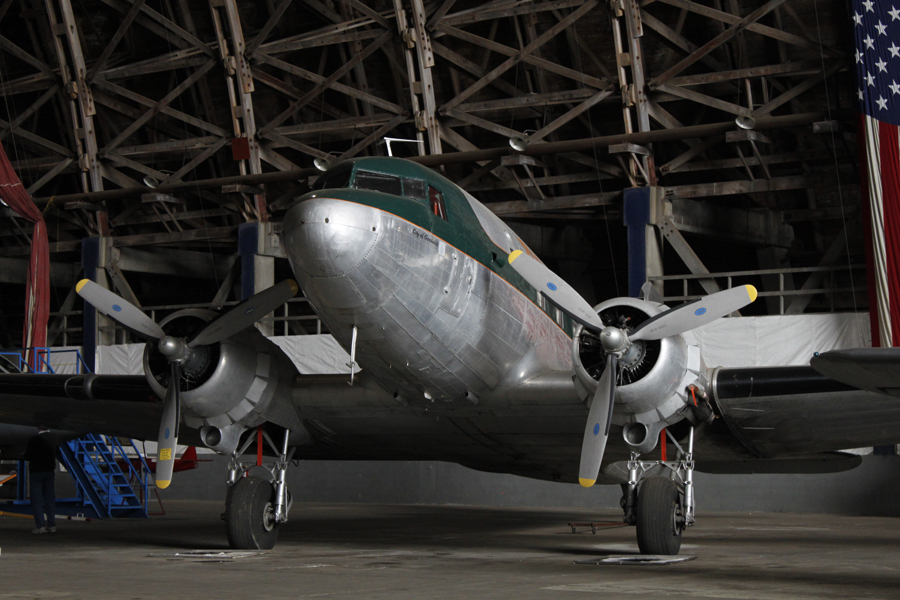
[285,197,572,408]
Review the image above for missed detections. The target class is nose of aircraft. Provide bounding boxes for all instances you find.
[283,196,379,279]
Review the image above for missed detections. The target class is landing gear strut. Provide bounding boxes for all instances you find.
[224,428,295,549]
[621,427,695,555]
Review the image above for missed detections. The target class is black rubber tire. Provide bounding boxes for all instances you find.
[635,477,683,555]
[224,476,279,549]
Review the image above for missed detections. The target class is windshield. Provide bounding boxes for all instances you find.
[314,166,352,190]
[355,171,403,196]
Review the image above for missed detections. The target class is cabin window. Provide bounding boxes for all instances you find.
[429,185,447,220]
[403,178,427,201]
[355,171,403,196]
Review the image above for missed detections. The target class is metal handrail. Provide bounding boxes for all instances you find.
[648,264,866,314]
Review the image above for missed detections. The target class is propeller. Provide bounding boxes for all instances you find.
[507,251,757,487]
[75,278,299,487]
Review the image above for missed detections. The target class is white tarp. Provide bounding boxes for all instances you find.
[40,346,88,374]
[694,312,872,368]
[269,335,352,374]
[95,343,145,375]
[94,335,352,376]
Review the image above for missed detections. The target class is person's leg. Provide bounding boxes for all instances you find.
[30,472,46,531]
[44,472,56,530]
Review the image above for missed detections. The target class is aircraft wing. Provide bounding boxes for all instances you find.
[810,348,900,398]
[0,373,201,446]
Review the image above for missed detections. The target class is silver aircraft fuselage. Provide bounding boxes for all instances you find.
[283,160,573,408]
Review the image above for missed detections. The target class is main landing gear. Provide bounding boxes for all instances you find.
[224,428,295,549]
[621,427,696,555]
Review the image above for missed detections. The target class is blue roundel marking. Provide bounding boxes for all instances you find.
[547,282,558,292]
[593,423,600,436]
[244,307,255,315]
[164,428,170,440]
[112,304,122,312]
[694,307,707,316]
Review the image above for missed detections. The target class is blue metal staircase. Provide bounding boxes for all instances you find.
[59,434,150,519]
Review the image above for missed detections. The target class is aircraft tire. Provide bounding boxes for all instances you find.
[225,476,279,549]
[635,477,683,555]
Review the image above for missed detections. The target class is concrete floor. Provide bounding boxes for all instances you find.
[1,502,898,600]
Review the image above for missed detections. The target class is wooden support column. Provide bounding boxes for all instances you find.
[611,0,656,186]
[410,0,441,155]
[211,0,267,221]
[47,0,107,233]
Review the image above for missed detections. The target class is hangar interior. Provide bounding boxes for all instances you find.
[0,0,884,512]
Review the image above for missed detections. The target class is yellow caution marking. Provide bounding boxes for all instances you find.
[287,280,299,296]
[579,478,596,488]
[156,480,171,489]
[159,449,173,461]
[745,285,758,302]
[508,250,523,263]
[75,279,89,293]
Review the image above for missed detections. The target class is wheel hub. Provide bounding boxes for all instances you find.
[262,502,276,532]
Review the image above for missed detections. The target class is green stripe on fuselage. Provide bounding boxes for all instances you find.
[301,157,575,337]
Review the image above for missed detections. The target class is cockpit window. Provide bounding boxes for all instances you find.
[314,167,351,190]
[403,178,427,201]
[355,171,402,196]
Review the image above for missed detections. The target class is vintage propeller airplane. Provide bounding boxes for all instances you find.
[1,156,899,554]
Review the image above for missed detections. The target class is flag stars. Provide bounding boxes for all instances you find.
[863,0,875,11]
[877,57,889,72]
[890,43,900,58]
[876,96,889,110]
[854,11,864,24]
[864,34,875,49]
[867,71,877,87]
[859,88,866,100]
[891,80,900,95]
[857,49,864,64]
[876,20,889,35]
[890,5,900,20]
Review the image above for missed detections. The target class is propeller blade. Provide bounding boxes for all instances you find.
[630,285,757,342]
[579,354,618,487]
[156,363,181,490]
[507,251,604,331]
[75,279,165,340]
[188,279,300,347]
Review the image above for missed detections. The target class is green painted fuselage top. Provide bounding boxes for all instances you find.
[301,157,574,337]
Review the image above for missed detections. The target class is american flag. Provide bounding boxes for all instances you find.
[855,0,900,347]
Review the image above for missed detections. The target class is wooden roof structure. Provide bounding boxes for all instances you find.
[0,0,862,348]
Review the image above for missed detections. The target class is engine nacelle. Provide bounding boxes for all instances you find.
[142,309,310,454]
[571,297,704,451]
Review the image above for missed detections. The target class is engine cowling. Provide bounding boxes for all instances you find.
[142,309,310,454]
[571,297,704,452]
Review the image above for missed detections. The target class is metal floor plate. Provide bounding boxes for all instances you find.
[575,555,698,565]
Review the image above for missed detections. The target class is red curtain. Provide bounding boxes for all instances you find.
[0,141,49,360]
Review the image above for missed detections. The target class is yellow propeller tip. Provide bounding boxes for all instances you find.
[508,250,523,263]
[579,478,596,488]
[156,479,171,489]
[287,280,299,296]
[745,284,758,302]
[75,279,90,293]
